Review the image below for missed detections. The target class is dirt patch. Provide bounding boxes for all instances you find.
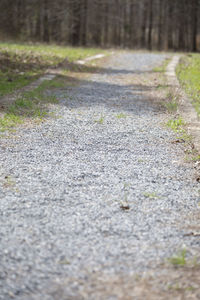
[49,267,200,300]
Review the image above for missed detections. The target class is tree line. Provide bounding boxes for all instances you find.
[0,0,199,51]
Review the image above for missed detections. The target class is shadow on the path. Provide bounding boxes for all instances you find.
[48,71,168,116]
[0,59,169,118]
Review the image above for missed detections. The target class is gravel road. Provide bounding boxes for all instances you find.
[0,53,200,299]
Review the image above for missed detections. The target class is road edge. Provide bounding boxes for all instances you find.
[166,56,200,151]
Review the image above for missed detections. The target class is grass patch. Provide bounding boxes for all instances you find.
[166,118,185,133]
[0,70,37,97]
[0,78,61,132]
[0,42,105,96]
[0,114,23,132]
[176,54,200,116]
[168,249,199,268]
[169,249,187,267]
[8,82,58,116]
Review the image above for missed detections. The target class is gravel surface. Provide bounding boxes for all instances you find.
[0,53,199,299]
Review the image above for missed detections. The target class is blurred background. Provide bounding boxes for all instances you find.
[0,0,199,51]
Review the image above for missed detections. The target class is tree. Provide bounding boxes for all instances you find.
[0,0,199,51]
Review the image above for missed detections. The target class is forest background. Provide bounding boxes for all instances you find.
[0,0,199,52]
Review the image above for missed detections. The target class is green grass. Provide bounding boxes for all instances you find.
[95,115,104,124]
[166,118,185,132]
[0,42,103,63]
[9,82,58,115]
[168,249,200,271]
[0,113,23,132]
[0,78,61,132]
[0,71,36,97]
[0,42,105,96]
[176,54,200,116]
[116,113,127,119]
[169,249,187,267]
[185,154,200,163]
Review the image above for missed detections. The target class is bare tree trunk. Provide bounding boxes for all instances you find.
[43,0,50,42]
[157,0,163,50]
[148,0,153,50]
[192,0,198,52]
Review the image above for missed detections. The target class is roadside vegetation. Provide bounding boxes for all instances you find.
[176,54,200,116]
[0,42,107,133]
[0,42,104,97]
[152,57,195,156]
[0,77,65,132]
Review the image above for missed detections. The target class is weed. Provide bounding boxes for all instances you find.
[95,115,104,124]
[165,101,178,113]
[168,249,187,267]
[166,118,185,132]
[191,155,200,162]
[0,114,23,132]
[185,154,200,163]
[161,91,179,113]
[143,192,158,199]
[116,113,127,119]
[176,132,192,143]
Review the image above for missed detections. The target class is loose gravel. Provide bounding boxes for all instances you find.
[0,53,199,300]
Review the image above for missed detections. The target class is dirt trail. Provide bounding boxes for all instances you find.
[0,52,200,300]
